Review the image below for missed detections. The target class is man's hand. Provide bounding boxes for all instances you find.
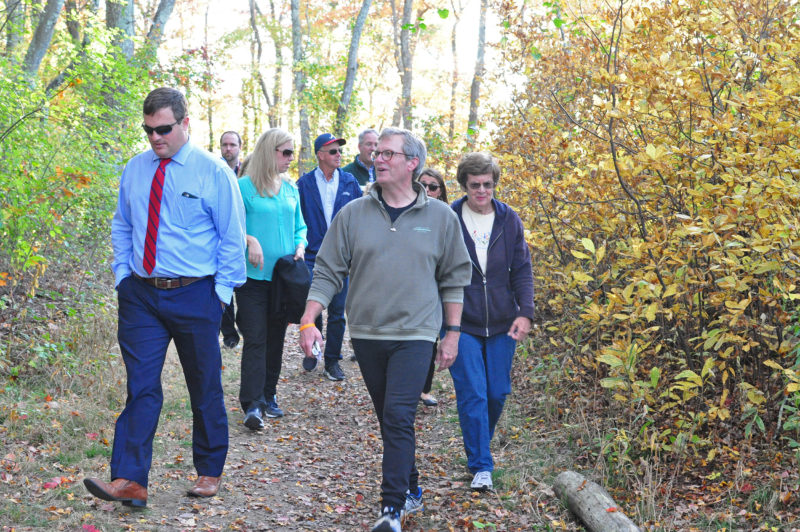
[436,332,459,371]
[507,317,531,341]
[298,301,324,359]
[299,323,323,359]
[246,235,264,270]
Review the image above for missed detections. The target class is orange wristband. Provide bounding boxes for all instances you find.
[299,323,316,332]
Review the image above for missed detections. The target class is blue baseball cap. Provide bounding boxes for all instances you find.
[314,133,346,153]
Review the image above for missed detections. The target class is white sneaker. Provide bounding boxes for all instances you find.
[402,487,424,516]
[471,471,493,491]
[371,506,402,531]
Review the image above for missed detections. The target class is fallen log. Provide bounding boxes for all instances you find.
[553,470,641,532]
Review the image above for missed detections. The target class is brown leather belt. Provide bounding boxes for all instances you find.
[133,273,207,290]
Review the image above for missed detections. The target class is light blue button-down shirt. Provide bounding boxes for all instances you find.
[111,141,247,304]
[314,167,339,226]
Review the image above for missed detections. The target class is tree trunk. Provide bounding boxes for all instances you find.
[64,0,81,42]
[106,0,134,59]
[146,0,176,51]
[333,0,373,137]
[448,0,462,147]
[46,0,100,94]
[552,471,641,532]
[291,0,311,175]
[4,0,26,58]
[248,0,277,128]
[466,0,486,147]
[23,0,66,77]
[391,0,414,129]
[203,5,213,151]
[267,0,284,129]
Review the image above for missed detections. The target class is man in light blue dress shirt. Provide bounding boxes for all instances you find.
[83,87,246,507]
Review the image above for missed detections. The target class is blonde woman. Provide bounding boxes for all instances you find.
[236,128,307,430]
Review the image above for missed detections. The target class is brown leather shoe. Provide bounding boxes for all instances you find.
[187,475,221,497]
[83,477,147,507]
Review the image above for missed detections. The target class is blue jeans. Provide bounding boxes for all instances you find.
[448,331,516,473]
[307,262,348,363]
[113,275,227,487]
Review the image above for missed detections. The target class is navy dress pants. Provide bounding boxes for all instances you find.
[111,275,228,488]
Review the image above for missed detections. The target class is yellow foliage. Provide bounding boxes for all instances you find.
[493,0,800,452]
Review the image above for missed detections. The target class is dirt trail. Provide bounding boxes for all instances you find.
[79,323,541,531]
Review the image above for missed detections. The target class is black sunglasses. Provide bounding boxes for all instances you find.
[420,182,440,191]
[142,119,181,136]
[468,181,495,190]
[323,148,342,155]
[276,148,294,157]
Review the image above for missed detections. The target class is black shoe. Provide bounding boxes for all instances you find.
[243,407,264,430]
[223,335,239,349]
[324,361,345,381]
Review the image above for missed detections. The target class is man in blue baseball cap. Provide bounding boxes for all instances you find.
[313,132,345,153]
[296,133,362,381]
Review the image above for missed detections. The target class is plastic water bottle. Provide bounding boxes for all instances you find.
[313,341,323,364]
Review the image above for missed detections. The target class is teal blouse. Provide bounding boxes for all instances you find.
[238,176,308,281]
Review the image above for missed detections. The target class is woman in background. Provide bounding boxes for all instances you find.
[417,167,449,407]
[236,128,307,430]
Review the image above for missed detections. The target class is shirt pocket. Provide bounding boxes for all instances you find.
[175,191,207,229]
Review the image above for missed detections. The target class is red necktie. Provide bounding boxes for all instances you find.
[143,158,171,274]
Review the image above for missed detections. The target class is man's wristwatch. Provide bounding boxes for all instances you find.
[444,325,461,333]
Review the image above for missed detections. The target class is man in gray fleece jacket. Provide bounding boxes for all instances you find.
[298,127,471,532]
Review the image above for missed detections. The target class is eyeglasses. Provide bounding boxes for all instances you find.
[372,150,411,161]
[468,181,495,190]
[142,120,181,136]
[420,182,440,192]
[276,148,294,157]
[322,148,342,155]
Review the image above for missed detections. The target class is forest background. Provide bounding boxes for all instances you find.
[1,0,800,530]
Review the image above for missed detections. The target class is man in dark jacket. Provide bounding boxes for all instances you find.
[297,133,362,381]
[341,128,378,188]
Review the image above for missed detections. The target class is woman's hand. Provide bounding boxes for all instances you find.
[246,235,264,270]
[294,245,305,262]
[507,316,531,341]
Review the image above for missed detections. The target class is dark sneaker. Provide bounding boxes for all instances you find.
[402,486,424,516]
[223,335,239,349]
[371,506,402,532]
[243,407,264,430]
[324,361,345,381]
[264,397,284,418]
